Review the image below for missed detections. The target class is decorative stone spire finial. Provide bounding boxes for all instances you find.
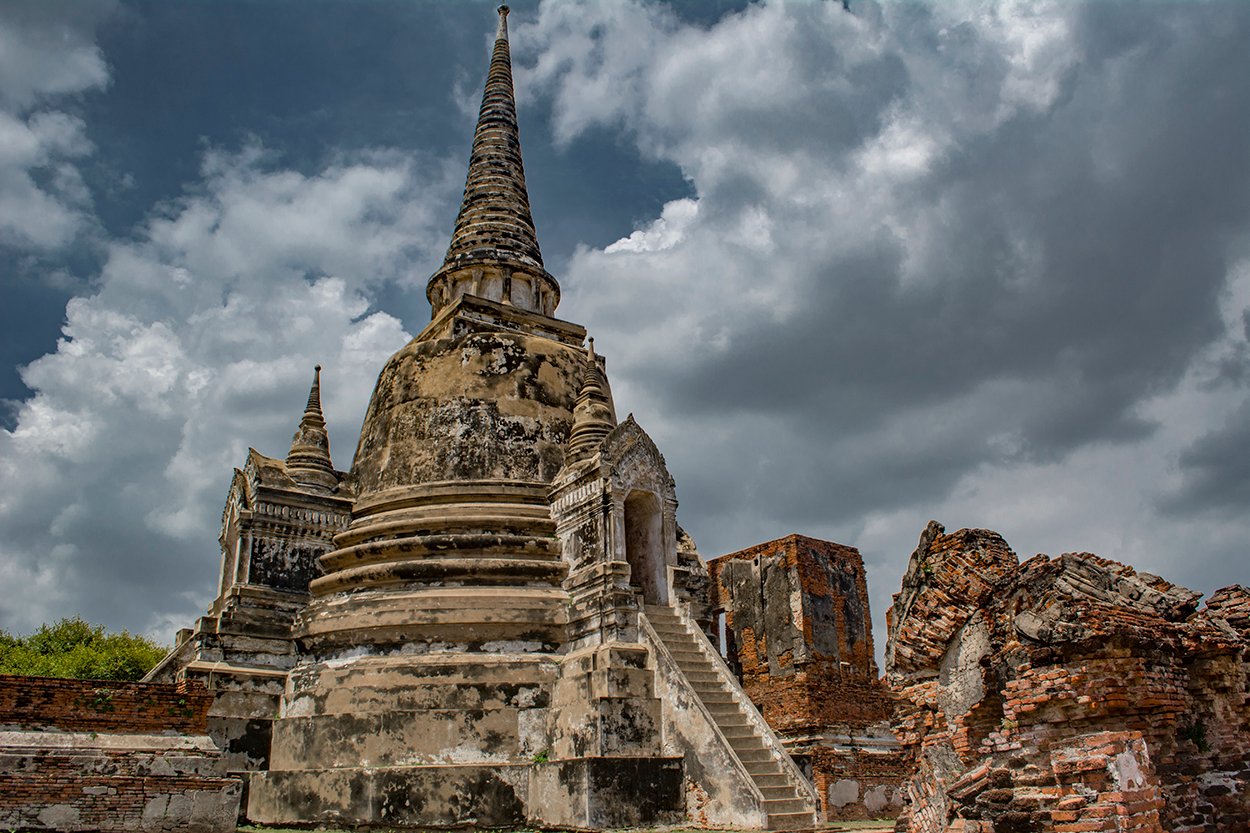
[566,338,617,463]
[285,365,338,492]
[426,5,560,320]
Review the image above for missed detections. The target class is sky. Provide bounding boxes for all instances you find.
[1,0,1248,661]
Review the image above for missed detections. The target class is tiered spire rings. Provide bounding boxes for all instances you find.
[426,4,560,318]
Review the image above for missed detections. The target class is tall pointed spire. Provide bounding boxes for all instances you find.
[426,5,561,320]
[566,338,618,463]
[285,365,338,492]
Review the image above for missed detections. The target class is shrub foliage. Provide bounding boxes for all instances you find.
[0,617,168,680]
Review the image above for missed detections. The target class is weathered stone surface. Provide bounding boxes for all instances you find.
[350,328,584,496]
[886,521,1250,833]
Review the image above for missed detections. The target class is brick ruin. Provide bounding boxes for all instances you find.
[0,676,240,832]
[709,534,906,821]
[885,521,1250,833]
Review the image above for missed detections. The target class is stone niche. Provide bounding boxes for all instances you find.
[886,520,1250,833]
[709,534,906,822]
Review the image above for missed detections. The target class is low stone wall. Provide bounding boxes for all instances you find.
[0,675,240,833]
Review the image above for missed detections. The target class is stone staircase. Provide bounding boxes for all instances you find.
[644,604,819,831]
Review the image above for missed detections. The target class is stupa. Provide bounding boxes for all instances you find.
[149,7,818,828]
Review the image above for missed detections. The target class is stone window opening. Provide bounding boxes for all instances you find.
[623,489,667,605]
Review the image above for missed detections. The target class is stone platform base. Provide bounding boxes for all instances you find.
[246,757,683,828]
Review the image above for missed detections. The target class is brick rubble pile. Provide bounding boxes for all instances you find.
[885,521,1250,833]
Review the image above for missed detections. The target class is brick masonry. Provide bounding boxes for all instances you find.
[0,675,214,734]
[0,675,240,832]
[885,521,1250,833]
[710,534,907,821]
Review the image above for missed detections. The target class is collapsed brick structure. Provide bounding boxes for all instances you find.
[885,521,1250,833]
[710,534,905,821]
[0,676,240,832]
[146,7,818,829]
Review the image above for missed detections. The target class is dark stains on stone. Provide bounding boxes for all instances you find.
[212,718,272,770]
[351,330,583,495]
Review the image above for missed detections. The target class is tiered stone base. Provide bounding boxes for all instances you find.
[248,757,682,828]
[251,648,685,827]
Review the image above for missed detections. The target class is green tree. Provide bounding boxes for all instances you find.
[0,617,168,681]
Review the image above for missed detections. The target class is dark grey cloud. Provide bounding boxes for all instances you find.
[1164,397,1250,514]
[527,0,1250,598]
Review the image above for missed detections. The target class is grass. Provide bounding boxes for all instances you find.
[237,824,895,833]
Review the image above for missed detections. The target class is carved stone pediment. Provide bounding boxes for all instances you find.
[600,415,676,501]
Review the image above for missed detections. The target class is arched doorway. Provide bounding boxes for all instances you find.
[623,489,666,604]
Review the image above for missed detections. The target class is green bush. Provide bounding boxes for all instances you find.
[0,617,168,681]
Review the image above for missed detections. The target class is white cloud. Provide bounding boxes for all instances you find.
[605,197,698,253]
[0,3,112,251]
[0,3,111,111]
[0,145,453,635]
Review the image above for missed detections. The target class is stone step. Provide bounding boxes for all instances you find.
[662,641,700,654]
[748,772,790,788]
[684,670,725,683]
[681,668,722,680]
[702,702,741,717]
[675,661,716,675]
[717,723,755,737]
[695,685,735,699]
[715,716,752,728]
[672,655,712,669]
[688,685,729,698]
[725,735,768,752]
[733,748,773,763]
[763,797,811,814]
[767,810,817,830]
[760,784,799,799]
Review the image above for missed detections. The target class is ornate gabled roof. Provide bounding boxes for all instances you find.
[440,5,544,275]
[285,365,338,492]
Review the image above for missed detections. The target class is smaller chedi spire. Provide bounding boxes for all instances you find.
[285,365,338,492]
[566,338,617,463]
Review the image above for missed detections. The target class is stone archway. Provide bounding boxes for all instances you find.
[623,489,666,604]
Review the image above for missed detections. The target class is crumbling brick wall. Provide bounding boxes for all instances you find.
[0,675,214,734]
[0,675,240,832]
[886,521,1250,833]
[710,534,906,821]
